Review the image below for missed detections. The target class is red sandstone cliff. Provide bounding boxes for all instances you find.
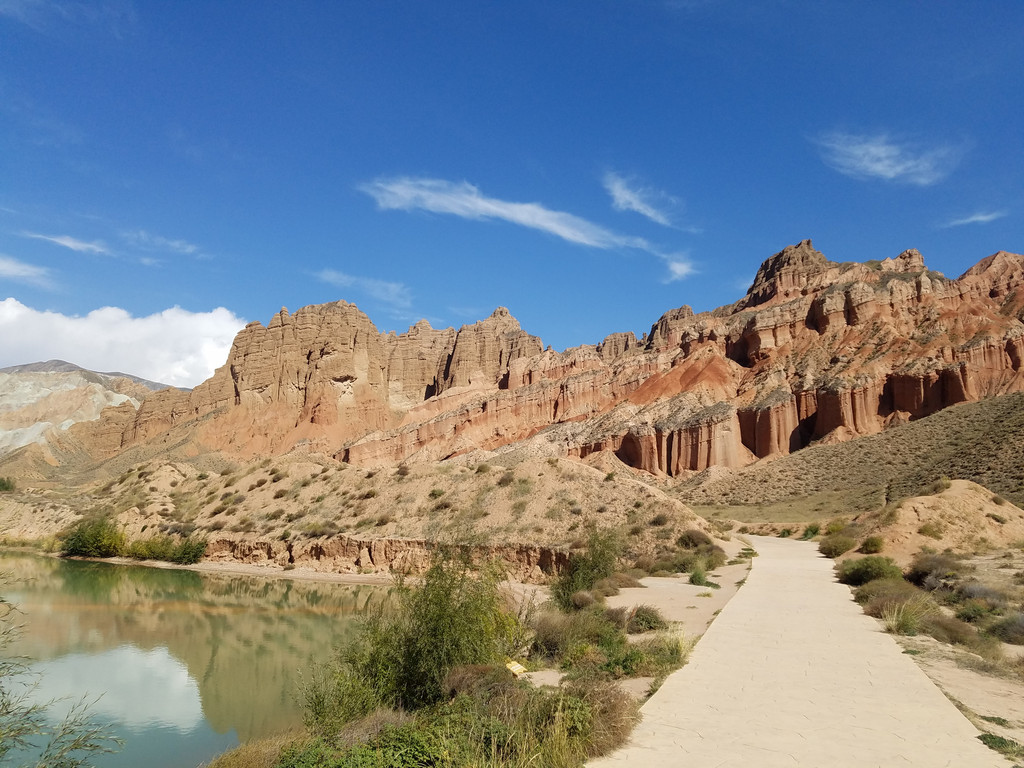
[71,241,1024,476]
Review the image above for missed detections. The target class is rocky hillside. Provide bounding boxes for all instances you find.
[8,242,1024,480]
[0,361,171,457]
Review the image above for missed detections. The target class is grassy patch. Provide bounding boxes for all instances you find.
[978,733,1024,760]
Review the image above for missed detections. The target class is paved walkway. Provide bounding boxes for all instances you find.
[590,535,1012,768]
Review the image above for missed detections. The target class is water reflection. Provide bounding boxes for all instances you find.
[1,552,388,767]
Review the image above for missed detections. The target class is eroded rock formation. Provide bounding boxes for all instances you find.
[69,242,1024,476]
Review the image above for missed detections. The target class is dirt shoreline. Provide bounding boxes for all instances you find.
[1,545,396,586]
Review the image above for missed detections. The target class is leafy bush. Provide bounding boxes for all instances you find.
[955,599,993,624]
[626,604,667,634]
[858,536,884,554]
[305,551,522,729]
[818,534,856,558]
[59,517,125,558]
[125,534,207,564]
[551,530,621,611]
[0,476,15,492]
[837,556,902,586]
[917,521,945,539]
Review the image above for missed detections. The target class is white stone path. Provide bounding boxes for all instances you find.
[590,535,1013,768]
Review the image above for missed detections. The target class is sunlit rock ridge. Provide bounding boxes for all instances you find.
[63,241,1024,476]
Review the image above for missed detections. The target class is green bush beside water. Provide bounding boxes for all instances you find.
[59,517,206,564]
[59,518,126,558]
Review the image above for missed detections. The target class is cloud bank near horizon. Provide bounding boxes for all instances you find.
[0,298,245,388]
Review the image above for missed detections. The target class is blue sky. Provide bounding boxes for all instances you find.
[1,1,1022,387]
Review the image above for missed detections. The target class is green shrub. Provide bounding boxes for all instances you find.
[837,556,902,586]
[858,536,884,554]
[917,521,945,539]
[626,605,667,634]
[955,599,992,623]
[818,534,856,558]
[688,566,719,589]
[0,477,15,492]
[305,551,522,728]
[800,523,820,540]
[551,530,621,611]
[59,517,125,558]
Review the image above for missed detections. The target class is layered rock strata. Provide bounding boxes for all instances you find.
[71,242,1024,476]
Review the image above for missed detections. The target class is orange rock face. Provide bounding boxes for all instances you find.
[78,242,1024,476]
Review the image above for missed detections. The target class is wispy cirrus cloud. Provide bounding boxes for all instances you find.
[361,176,649,250]
[316,269,413,309]
[813,131,961,186]
[359,176,695,281]
[941,210,1007,228]
[0,254,53,288]
[21,231,109,254]
[0,0,137,37]
[121,229,202,256]
[602,171,675,226]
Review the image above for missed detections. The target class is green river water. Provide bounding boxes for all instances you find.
[0,551,388,768]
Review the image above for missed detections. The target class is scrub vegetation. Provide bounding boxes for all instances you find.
[59,515,206,565]
[212,532,686,768]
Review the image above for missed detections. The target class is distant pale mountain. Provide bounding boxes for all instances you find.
[0,360,176,457]
[0,359,175,392]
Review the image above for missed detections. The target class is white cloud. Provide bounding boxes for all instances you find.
[121,229,201,256]
[663,257,695,282]
[360,176,695,283]
[316,269,412,309]
[602,171,675,226]
[0,299,245,388]
[814,132,960,186]
[0,255,52,288]
[361,176,651,251]
[942,210,1007,228]
[21,231,109,254]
